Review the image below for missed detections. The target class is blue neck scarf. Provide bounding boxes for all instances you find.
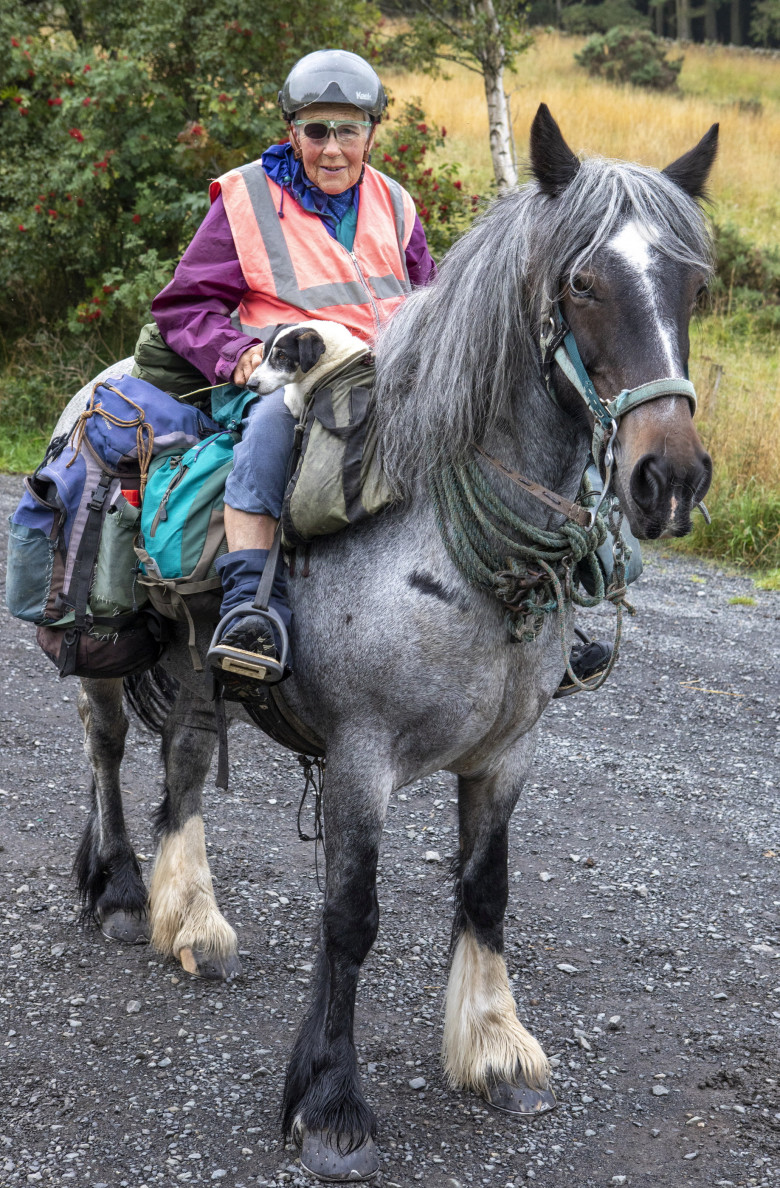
[261,142,359,234]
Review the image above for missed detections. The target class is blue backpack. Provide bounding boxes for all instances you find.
[5,374,218,677]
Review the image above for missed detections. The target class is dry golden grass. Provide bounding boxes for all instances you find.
[383,31,780,247]
[382,33,780,565]
[693,318,780,495]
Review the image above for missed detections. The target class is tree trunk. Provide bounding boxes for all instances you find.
[704,0,718,39]
[655,0,665,36]
[477,2,518,191]
[676,0,691,40]
[730,0,743,42]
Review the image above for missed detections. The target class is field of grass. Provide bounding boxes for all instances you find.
[383,31,780,248]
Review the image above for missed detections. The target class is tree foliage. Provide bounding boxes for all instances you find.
[0,0,383,338]
[382,0,533,189]
[378,101,479,257]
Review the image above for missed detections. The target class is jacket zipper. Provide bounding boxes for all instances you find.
[342,246,380,334]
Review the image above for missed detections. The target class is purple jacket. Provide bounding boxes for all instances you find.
[152,190,438,386]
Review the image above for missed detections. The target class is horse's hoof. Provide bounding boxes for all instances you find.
[98,910,150,945]
[177,946,242,981]
[300,1129,379,1182]
[484,1080,557,1117]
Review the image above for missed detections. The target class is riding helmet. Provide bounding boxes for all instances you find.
[278,50,387,122]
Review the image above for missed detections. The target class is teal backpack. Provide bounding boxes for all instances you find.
[134,385,255,669]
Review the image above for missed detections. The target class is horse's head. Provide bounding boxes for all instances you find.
[530,105,716,539]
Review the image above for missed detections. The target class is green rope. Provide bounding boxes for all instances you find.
[429,456,634,648]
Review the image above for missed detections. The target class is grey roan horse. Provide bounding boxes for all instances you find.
[69,106,716,1178]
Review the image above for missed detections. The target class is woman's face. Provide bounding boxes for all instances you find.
[289,104,376,194]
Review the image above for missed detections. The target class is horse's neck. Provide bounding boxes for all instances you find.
[478,382,590,527]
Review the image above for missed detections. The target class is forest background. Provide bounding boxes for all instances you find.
[0,0,777,574]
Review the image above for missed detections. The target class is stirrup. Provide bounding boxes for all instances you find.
[207,601,289,688]
[553,627,611,699]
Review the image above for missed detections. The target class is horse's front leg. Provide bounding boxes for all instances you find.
[76,678,149,943]
[282,750,387,1181]
[148,687,240,980]
[445,738,555,1116]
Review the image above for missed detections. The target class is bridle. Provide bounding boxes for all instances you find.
[539,301,698,527]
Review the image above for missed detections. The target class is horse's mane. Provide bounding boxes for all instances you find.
[374,156,714,494]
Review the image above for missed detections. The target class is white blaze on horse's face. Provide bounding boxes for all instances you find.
[607,219,679,377]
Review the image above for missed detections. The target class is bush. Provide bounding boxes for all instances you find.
[711,223,780,305]
[377,101,479,259]
[0,0,385,340]
[574,27,683,90]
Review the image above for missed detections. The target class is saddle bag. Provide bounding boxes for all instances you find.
[133,385,257,669]
[5,374,218,678]
[281,356,395,547]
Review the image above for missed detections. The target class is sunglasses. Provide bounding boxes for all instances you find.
[292,119,371,145]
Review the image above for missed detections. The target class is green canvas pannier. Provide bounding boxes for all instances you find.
[281,357,396,547]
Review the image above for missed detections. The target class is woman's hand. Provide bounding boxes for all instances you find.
[232,344,265,386]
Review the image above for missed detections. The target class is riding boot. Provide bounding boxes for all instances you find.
[207,548,292,690]
[554,631,612,699]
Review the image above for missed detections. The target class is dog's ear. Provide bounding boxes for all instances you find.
[289,327,326,374]
[263,323,292,353]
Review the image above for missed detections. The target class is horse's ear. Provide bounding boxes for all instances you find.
[529,103,580,197]
[662,124,719,199]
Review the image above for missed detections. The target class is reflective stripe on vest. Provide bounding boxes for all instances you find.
[211,163,417,343]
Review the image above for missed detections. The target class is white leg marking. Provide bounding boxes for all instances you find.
[149,815,237,958]
[442,929,549,1093]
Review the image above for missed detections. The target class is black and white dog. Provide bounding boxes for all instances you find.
[246,320,369,417]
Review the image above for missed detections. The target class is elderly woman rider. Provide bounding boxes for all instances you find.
[152,50,436,681]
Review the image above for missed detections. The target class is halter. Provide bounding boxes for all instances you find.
[540,302,698,527]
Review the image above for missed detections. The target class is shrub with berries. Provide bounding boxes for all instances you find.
[0,0,386,342]
[378,101,479,259]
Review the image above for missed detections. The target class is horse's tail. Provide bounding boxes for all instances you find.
[123,665,179,734]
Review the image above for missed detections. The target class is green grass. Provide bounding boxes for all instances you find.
[754,569,780,591]
[728,595,757,606]
[0,428,49,474]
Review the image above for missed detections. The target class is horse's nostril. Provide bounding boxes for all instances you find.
[630,454,669,514]
[693,451,713,502]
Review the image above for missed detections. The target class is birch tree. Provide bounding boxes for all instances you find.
[385,0,532,191]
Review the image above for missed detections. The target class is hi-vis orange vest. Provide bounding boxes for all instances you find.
[210,162,417,345]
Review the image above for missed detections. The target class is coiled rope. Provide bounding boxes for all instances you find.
[429,456,635,690]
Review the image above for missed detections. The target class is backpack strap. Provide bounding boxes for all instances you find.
[58,470,113,677]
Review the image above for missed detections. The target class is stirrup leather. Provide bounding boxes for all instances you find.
[207,601,289,687]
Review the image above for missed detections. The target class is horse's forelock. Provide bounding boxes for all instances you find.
[374,155,713,494]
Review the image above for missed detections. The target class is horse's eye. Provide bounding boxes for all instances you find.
[570,275,595,300]
[694,283,709,307]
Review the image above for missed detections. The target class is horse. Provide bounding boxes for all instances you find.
[62,104,716,1180]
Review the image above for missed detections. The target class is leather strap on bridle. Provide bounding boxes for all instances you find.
[474,445,591,529]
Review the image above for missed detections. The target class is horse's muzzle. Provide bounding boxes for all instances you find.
[627,448,713,539]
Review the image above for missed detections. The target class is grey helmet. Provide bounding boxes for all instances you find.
[278,50,387,122]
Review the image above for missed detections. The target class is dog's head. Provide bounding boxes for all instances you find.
[246,324,326,394]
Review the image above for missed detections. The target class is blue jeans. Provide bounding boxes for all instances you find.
[224,388,296,518]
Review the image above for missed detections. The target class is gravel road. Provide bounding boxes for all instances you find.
[1,471,778,1188]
